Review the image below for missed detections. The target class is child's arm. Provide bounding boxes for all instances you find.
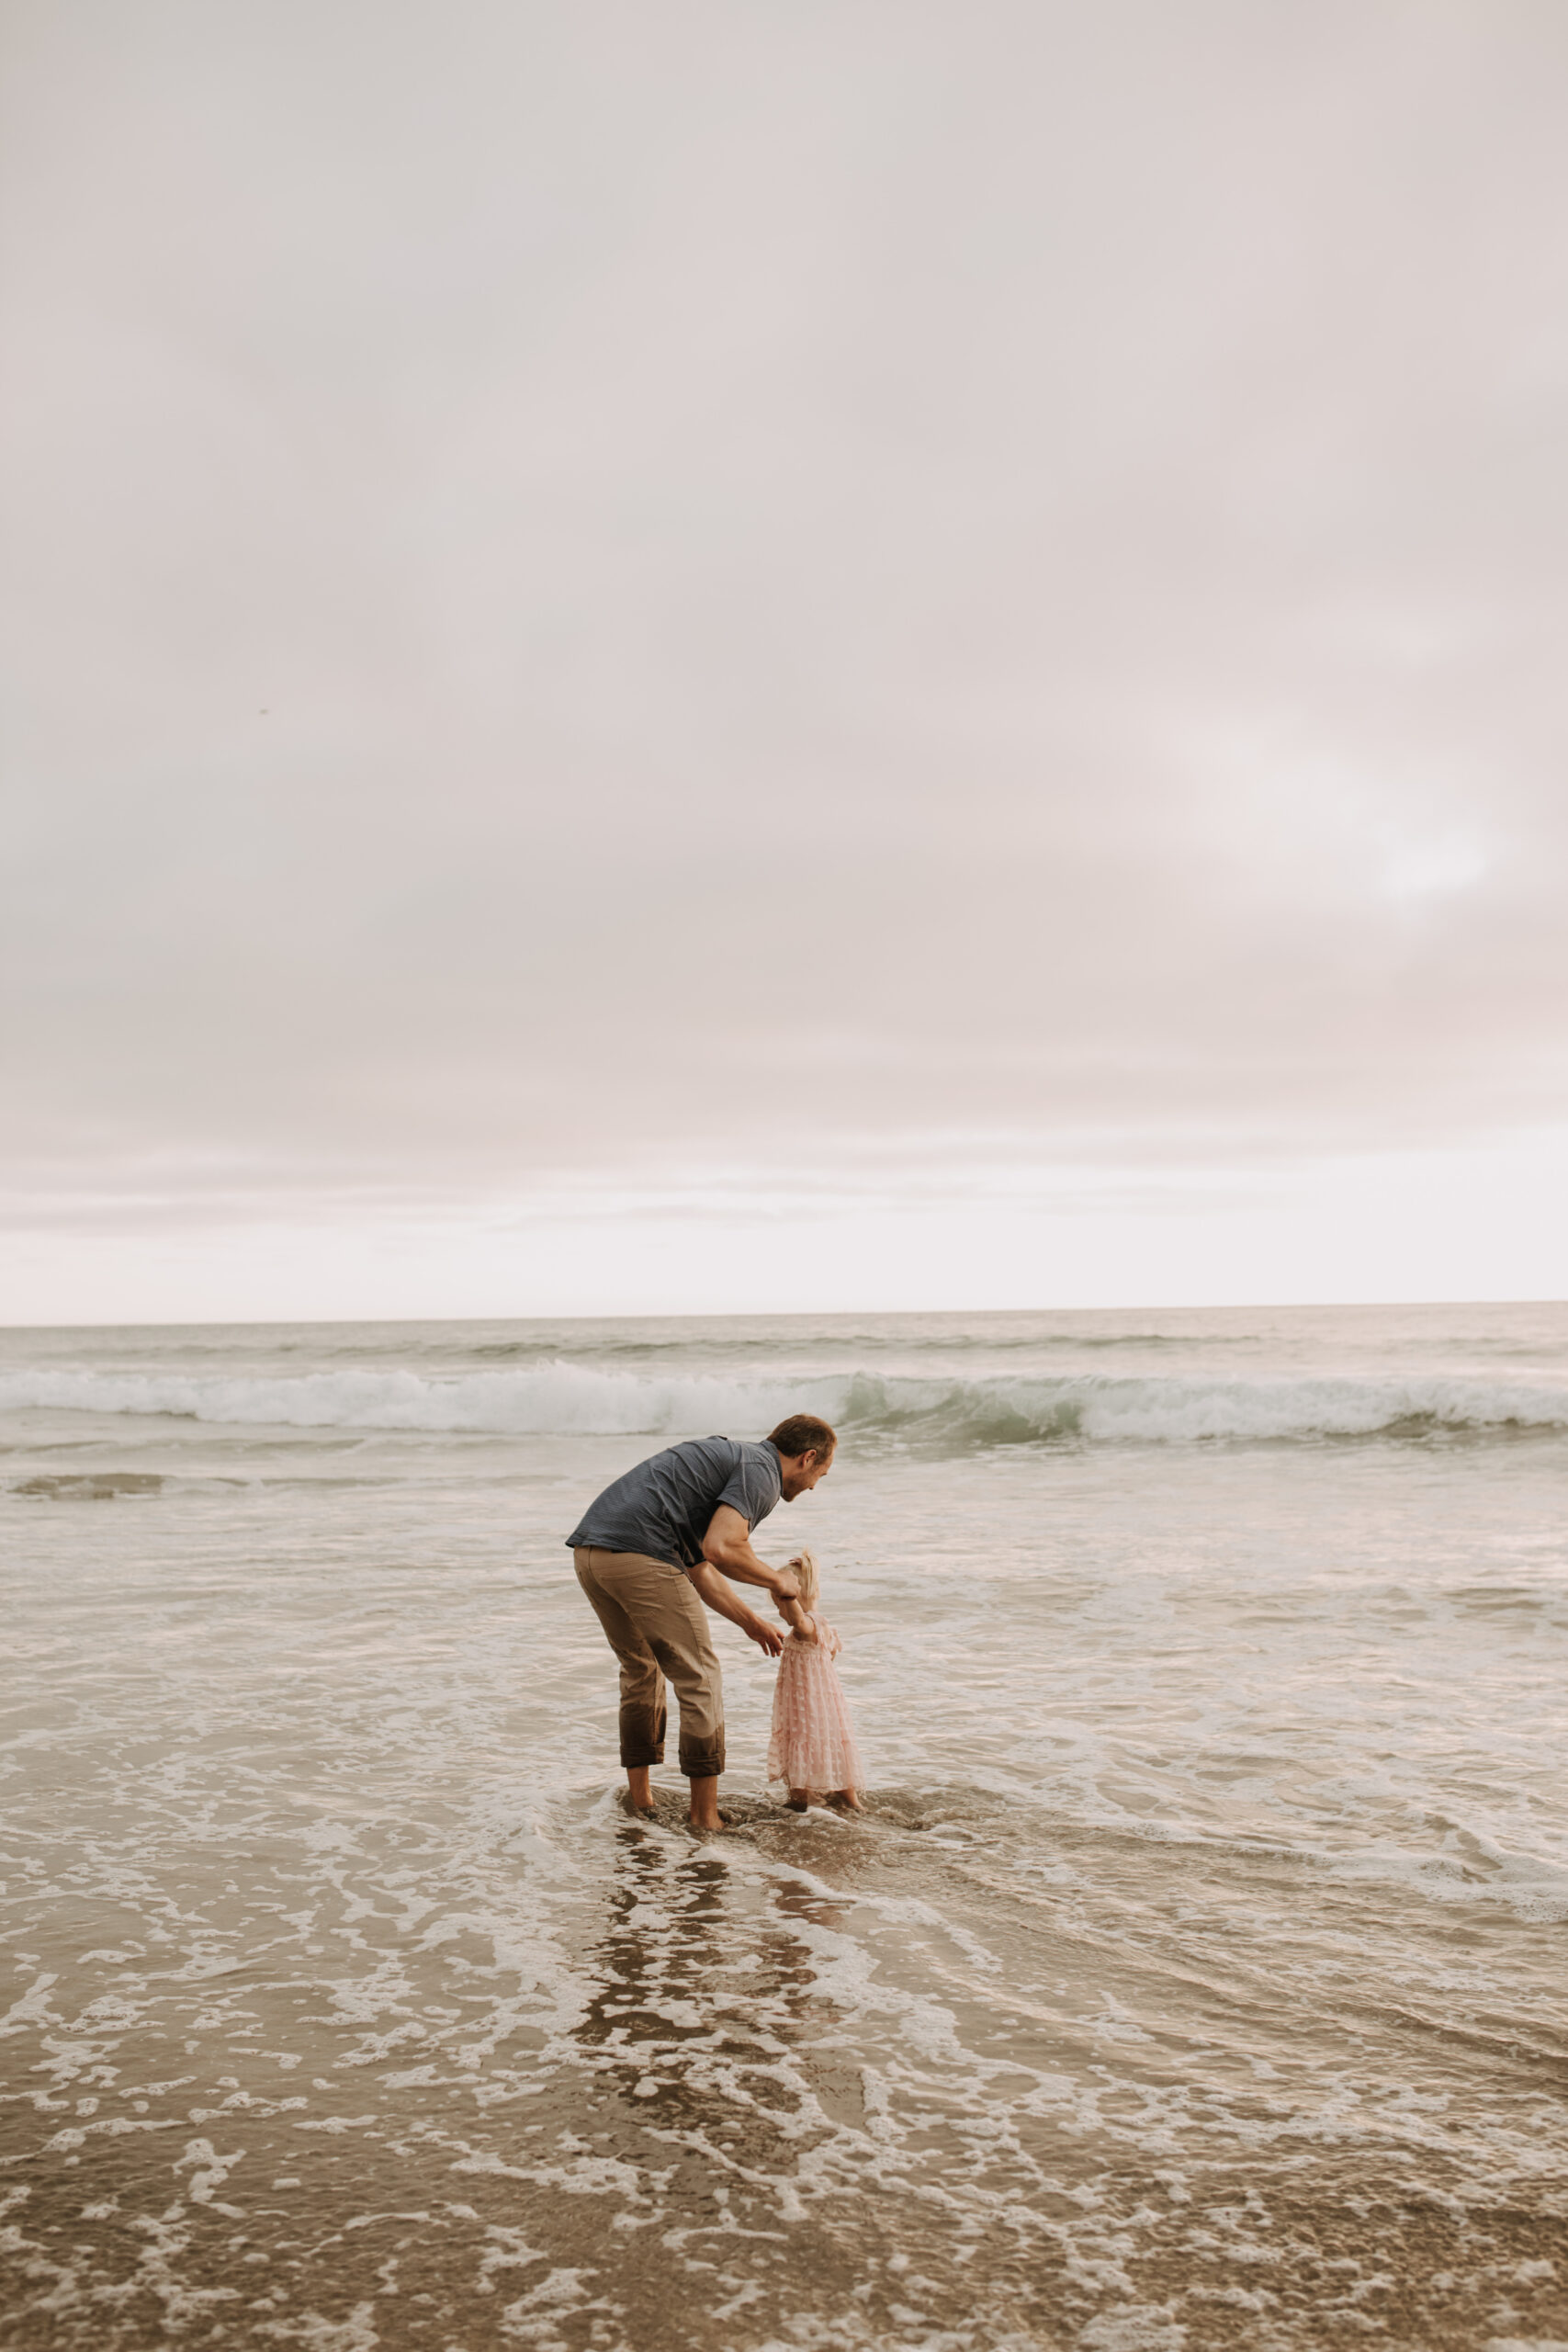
[774,1592,818,1642]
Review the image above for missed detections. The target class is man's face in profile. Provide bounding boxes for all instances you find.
[780,1448,833,1501]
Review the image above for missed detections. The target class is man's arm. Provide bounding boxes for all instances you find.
[686,1559,784,1656]
[701,1505,802,1599]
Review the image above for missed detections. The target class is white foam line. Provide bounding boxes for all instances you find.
[6,1361,1568,1442]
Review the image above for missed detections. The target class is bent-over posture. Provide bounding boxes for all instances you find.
[567,1413,836,1830]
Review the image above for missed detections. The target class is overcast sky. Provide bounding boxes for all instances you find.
[4,0,1567,1321]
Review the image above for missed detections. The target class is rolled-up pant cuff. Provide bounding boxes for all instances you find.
[619,1700,666,1770]
[679,1732,725,1779]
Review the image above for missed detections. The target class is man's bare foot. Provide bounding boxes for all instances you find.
[827,1790,863,1812]
[687,1774,726,1832]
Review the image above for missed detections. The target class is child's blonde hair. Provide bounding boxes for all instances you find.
[793,1546,820,1611]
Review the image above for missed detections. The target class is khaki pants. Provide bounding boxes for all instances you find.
[573,1547,725,1779]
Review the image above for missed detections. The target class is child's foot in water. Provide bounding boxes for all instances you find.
[827,1790,863,1812]
[787,1789,809,1813]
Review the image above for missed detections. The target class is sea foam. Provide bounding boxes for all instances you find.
[4,1362,1567,1443]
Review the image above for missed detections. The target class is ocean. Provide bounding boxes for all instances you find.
[3,1304,1566,2350]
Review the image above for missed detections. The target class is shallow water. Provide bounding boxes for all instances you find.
[3,1306,1566,2348]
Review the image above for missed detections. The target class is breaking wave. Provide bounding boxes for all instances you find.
[5,1363,1568,1445]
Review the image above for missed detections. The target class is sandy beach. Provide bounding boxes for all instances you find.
[3,1305,1566,2347]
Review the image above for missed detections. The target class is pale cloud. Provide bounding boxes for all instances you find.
[3,0,1566,1315]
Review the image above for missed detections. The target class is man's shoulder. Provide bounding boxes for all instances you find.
[656,1433,779,1491]
[729,1437,783,1495]
[673,1434,780,1490]
[662,1433,738,1472]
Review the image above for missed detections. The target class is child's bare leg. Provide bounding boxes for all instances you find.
[828,1789,863,1811]
[787,1787,809,1812]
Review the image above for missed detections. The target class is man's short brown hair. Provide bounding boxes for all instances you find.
[768,1413,837,1461]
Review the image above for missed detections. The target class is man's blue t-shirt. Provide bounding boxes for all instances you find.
[566,1435,784,1571]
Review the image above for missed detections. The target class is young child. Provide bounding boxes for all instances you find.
[768,1546,864,1812]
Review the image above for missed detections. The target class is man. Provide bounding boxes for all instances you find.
[567,1413,837,1830]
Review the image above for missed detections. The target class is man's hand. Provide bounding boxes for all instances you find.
[776,1553,812,1601]
[687,1558,787,1655]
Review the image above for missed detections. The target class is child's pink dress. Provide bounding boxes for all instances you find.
[768,1614,864,1797]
